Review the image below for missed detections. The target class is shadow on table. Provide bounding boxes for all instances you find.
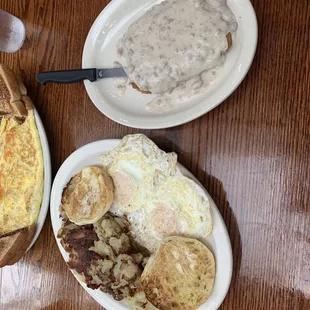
[39,300,73,310]
[204,174,242,284]
[148,134,243,281]
[222,275,310,309]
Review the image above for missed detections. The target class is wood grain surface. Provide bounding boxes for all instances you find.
[0,0,309,309]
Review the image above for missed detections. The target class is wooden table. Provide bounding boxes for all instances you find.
[1,0,309,309]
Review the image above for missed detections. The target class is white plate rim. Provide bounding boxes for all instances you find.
[50,139,233,310]
[82,0,258,129]
[25,109,52,251]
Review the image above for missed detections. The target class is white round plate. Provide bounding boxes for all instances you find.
[26,110,52,251]
[82,0,257,129]
[50,139,232,310]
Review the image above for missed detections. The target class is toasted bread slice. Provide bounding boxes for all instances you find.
[0,64,31,117]
[0,226,35,267]
[131,33,233,94]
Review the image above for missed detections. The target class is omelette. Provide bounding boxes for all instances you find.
[0,110,43,236]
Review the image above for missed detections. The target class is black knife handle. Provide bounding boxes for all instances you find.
[36,69,97,85]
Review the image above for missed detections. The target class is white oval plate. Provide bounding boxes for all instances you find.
[26,110,52,251]
[50,139,232,310]
[82,0,257,129]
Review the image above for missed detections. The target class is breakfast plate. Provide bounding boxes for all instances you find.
[28,110,52,250]
[0,61,52,267]
[50,139,232,310]
[82,0,258,129]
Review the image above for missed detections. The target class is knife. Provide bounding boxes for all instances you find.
[36,68,127,85]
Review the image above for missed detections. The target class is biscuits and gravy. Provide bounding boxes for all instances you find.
[116,0,238,112]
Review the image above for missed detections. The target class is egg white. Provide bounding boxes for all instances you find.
[102,134,177,213]
[102,134,212,253]
[127,172,212,252]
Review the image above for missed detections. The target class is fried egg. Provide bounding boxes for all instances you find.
[101,134,177,213]
[128,173,212,252]
[102,134,212,253]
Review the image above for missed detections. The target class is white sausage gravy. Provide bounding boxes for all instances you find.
[116,0,238,113]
